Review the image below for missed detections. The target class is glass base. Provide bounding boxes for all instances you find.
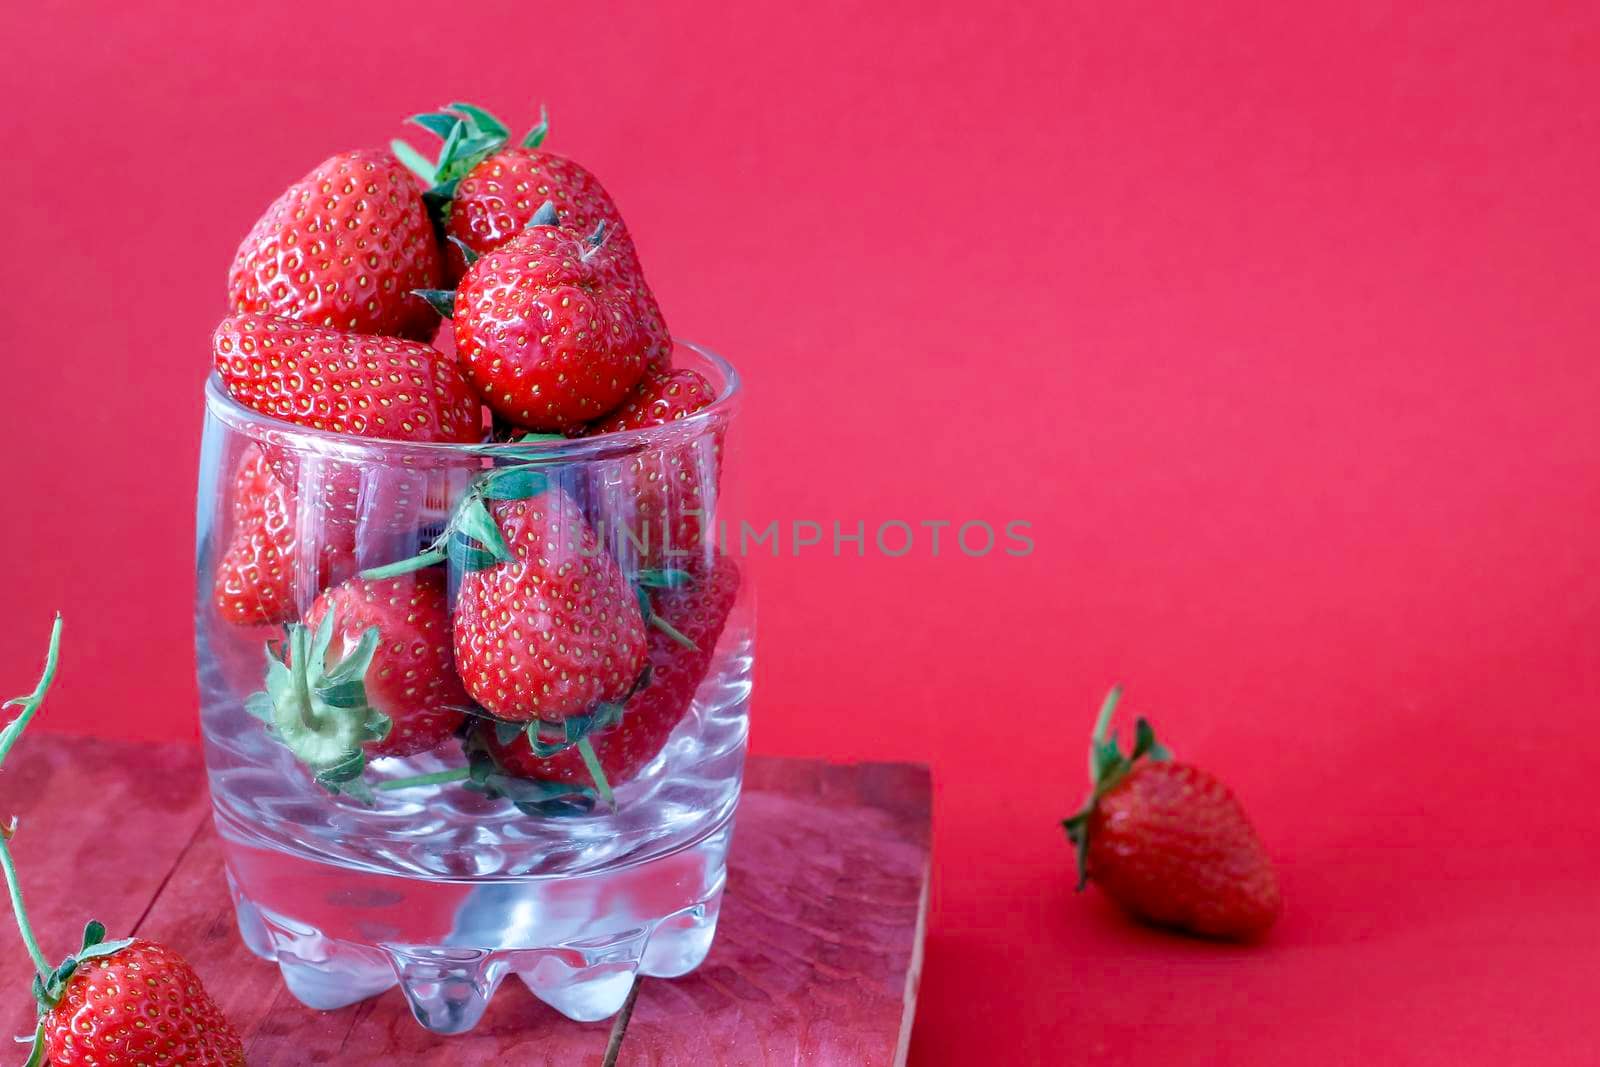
[219,808,733,1033]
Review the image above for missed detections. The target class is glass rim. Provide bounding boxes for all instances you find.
[204,337,739,462]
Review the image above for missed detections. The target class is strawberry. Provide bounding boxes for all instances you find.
[301,572,467,758]
[213,444,355,626]
[38,935,245,1066]
[1062,688,1281,940]
[480,554,740,790]
[443,215,655,431]
[246,571,467,798]
[452,487,648,722]
[212,313,483,444]
[394,103,672,370]
[228,148,443,340]
[581,367,720,565]
[3,620,245,1066]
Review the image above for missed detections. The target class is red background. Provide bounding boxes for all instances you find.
[3,3,1599,1063]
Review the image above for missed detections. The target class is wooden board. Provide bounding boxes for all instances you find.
[0,738,930,1066]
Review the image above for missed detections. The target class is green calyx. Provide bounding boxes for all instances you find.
[247,611,391,803]
[1060,685,1172,891]
[459,726,598,817]
[391,102,550,232]
[360,457,556,582]
[30,921,134,1013]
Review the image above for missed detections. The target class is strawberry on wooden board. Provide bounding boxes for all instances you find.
[212,313,484,444]
[213,444,355,626]
[395,103,672,370]
[451,487,648,723]
[580,367,721,565]
[1,619,246,1066]
[481,554,741,790]
[437,209,657,431]
[1062,688,1282,941]
[228,148,443,341]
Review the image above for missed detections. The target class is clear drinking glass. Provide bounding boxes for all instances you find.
[194,341,751,1034]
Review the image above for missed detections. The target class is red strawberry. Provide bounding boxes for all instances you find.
[302,572,467,758]
[247,571,468,797]
[212,313,483,443]
[449,221,654,431]
[3,620,245,1067]
[40,936,245,1066]
[481,555,740,788]
[228,148,443,340]
[213,444,354,626]
[453,488,648,721]
[581,368,720,564]
[394,103,672,370]
[1062,688,1281,940]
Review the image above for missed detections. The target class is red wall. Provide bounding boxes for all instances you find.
[3,4,1598,1063]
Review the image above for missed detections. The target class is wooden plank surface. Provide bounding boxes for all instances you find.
[0,737,930,1066]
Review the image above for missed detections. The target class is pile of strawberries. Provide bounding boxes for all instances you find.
[209,103,736,809]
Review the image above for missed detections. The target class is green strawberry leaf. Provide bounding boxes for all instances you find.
[636,568,693,590]
[409,111,459,140]
[494,720,525,746]
[390,138,438,185]
[446,235,481,266]
[528,200,559,228]
[522,105,551,148]
[413,289,456,319]
[480,467,549,501]
[457,497,514,563]
[447,534,500,573]
[447,102,510,139]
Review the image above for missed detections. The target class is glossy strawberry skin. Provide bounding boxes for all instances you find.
[213,445,354,626]
[1085,761,1281,940]
[454,489,648,721]
[445,147,671,371]
[446,147,628,279]
[304,572,467,758]
[213,313,483,443]
[582,368,720,564]
[42,940,244,1066]
[228,149,443,341]
[452,226,654,431]
[484,555,740,786]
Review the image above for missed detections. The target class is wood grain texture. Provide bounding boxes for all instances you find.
[0,739,930,1065]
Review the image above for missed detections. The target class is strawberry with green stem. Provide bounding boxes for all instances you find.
[245,571,469,801]
[1,619,245,1065]
[479,555,740,793]
[365,462,664,806]
[1062,686,1282,941]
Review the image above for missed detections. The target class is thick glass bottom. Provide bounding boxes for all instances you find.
[217,805,734,1033]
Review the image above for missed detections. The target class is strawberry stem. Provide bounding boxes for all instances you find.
[576,738,615,811]
[0,834,50,977]
[0,616,63,767]
[376,767,471,792]
[0,616,64,979]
